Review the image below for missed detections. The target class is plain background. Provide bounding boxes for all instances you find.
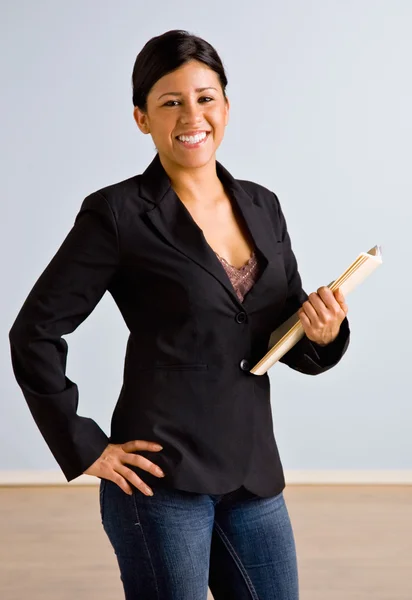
[1,0,410,475]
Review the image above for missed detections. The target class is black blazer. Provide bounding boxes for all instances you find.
[9,153,350,497]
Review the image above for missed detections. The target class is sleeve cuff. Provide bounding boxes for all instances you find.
[307,316,350,367]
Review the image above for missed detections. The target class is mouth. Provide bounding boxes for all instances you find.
[175,131,211,149]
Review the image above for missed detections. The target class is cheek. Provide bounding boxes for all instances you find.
[207,105,227,126]
[151,113,175,137]
[152,129,174,150]
[209,116,227,140]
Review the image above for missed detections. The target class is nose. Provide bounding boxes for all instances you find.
[180,99,204,125]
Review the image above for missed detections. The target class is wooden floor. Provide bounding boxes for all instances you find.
[0,485,411,599]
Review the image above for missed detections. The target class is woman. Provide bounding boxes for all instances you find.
[9,29,350,600]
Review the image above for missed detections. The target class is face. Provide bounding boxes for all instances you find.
[133,60,230,171]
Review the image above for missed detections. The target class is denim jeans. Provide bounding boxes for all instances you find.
[99,479,299,599]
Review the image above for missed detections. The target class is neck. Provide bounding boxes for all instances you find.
[158,153,224,208]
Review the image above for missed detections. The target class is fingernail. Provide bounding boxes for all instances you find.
[146,488,153,496]
[154,444,163,450]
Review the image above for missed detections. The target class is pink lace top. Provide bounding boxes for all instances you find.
[215,250,260,303]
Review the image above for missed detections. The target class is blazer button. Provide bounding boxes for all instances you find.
[235,311,247,324]
[239,359,250,371]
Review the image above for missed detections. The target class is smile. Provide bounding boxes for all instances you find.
[176,131,210,148]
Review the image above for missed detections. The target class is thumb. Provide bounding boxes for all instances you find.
[334,288,348,312]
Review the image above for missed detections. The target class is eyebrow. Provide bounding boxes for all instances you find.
[157,87,218,100]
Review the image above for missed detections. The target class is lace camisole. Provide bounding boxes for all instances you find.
[215,250,260,302]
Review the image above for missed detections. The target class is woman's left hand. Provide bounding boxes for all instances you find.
[298,287,348,346]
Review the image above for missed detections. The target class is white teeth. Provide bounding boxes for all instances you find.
[178,132,207,144]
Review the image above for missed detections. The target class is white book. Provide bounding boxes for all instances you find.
[250,245,383,376]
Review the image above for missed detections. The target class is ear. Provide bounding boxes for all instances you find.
[224,96,230,126]
[133,106,150,134]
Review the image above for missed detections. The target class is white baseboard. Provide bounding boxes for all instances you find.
[285,470,412,484]
[0,470,411,486]
[0,472,96,485]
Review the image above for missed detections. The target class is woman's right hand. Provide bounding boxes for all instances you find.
[84,440,165,496]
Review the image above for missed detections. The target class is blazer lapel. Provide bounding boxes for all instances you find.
[139,153,277,309]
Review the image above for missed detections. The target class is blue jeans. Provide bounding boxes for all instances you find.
[99,479,299,599]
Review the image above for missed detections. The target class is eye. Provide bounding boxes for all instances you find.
[163,96,214,107]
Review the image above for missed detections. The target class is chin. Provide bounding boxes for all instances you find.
[164,148,216,170]
[182,153,215,167]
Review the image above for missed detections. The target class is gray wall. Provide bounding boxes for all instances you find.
[1,0,410,473]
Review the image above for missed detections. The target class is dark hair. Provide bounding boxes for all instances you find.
[131,30,228,111]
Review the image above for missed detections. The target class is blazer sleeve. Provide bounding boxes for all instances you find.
[271,192,350,375]
[8,191,119,481]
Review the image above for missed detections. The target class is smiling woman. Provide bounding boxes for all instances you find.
[8,27,350,600]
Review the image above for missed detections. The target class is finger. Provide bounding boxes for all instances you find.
[317,288,345,321]
[298,309,312,334]
[317,286,340,311]
[122,440,163,453]
[124,453,165,478]
[334,288,349,314]
[117,465,154,496]
[333,287,345,302]
[109,472,133,495]
[300,300,318,325]
[306,292,330,321]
